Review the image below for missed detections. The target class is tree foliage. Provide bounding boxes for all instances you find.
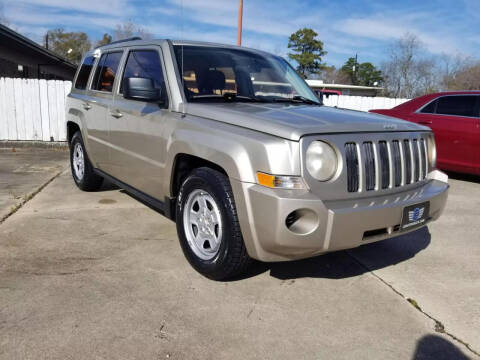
[45,28,91,65]
[114,22,153,41]
[95,33,112,48]
[288,28,327,78]
[341,57,383,86]
[381,33,438,98]
[443,61,480,90]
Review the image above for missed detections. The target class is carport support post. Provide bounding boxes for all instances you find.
[237,0,243,46]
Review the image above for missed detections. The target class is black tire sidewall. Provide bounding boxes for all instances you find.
[70,133,87,187]
[70,131,102,191]
[176,169,239,279]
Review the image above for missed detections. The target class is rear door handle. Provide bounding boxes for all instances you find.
[418,120,432,125]
[82,103,91,110]
[110,111,123,119]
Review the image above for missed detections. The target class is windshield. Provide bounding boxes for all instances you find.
[173,45,321,104]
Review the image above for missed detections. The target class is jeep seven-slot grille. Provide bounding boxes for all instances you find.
[345,143,359,192]
[363,142,376,191]
[345,137,428,193]
[379,141,389,189]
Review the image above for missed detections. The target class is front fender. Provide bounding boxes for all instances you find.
[162,116,301,196]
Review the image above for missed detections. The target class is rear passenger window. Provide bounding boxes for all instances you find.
[91,52,123,92]
[74,56,95,90]
[436,95,477,117]
[420,99,437,114]
[120,50,164,94]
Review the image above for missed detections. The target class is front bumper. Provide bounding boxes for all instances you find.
[231,171,449,262]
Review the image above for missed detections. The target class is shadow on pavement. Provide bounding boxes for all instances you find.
[413,334,470,359]
[99,178,120,191]
[232,227,431,281]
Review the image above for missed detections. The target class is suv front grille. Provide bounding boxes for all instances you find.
[345,142,359,192]
[345,137,428,193]
[363,142,376,191]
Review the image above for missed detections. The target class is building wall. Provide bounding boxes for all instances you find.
[0,44,76,80]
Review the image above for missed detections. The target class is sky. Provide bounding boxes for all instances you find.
[2,0,480,67]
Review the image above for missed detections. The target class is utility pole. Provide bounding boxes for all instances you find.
[237,0,243,46]
[352,53,358,84]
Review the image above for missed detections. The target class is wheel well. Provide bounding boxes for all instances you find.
[67,121,80,145]
[170,154,228,197]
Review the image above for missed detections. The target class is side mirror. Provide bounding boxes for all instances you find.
[123,77,162,103]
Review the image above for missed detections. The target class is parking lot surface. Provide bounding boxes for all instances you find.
[0,147,67,221]
[0,148,478,359]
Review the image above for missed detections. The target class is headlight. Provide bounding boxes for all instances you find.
[306,141,338,181]
[427,134,437,169]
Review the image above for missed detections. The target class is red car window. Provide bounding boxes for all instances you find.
[436,95,477,117]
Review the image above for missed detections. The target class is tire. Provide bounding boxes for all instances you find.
[70,131,103,191]
[176,167,251,280]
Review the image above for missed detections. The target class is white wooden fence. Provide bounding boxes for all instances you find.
[0,78,72,141]
[0,77,410,142]
[322,94,410,112]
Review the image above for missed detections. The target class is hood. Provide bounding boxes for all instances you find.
[185,102,428,141]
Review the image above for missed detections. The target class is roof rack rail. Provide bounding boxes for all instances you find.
[96,37,142,48]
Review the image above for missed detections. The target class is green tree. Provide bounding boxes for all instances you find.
[114,22,153,41]
[341,57,358,84]
[288,28,327,78]
[45,28,91,65]
[95,33,112,48]
[341,57,383,86]
[357,62,383,86]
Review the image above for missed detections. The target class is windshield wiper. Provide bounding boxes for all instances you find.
[224,93,268,102]
[256,95,321,105]
[189,94,267,103]
[290,95,321,105]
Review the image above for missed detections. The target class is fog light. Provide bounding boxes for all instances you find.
[285,209,319,235]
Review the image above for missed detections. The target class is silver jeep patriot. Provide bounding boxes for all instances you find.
[66,38,449,280]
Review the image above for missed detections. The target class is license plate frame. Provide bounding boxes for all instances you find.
[401,202,430,231]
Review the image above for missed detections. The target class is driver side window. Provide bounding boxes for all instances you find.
[120,50,164,94]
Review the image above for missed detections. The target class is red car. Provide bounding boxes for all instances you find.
[370,91,480,175]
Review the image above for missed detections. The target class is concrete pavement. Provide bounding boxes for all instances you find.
[0,147,68,222]
[0,148,478,359]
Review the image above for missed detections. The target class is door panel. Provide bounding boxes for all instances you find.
[86,51,124,172]
[107,101,169,198]
[108,47,169,199]
[81,55,109,168]
[476,115,480,175]
[83,92,110,168]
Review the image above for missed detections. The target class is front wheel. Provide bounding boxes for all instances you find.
[176,167,251,280]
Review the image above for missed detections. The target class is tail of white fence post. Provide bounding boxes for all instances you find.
[323,95,410,112]
[0,77,72,142]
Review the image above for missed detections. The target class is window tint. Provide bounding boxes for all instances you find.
[173,45,319,103]
[420,99,437,114]
[436,95,477,117]
[91,52,123,92]
[181,67,236,96]
[121,50,164,94]
[75,56,95,90]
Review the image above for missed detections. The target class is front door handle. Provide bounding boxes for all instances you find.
[110,111,123,119]
[82,103,91,110]
[418,120,432,125]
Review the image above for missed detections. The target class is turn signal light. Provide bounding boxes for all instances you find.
[256,172,306,189]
